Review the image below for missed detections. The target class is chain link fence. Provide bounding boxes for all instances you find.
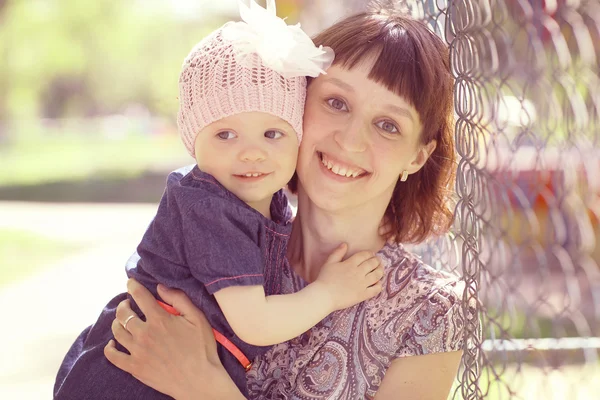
[303,0,600,398]
[409,0,599,398]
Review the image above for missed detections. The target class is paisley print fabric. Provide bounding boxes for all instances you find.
[246,242,472,399]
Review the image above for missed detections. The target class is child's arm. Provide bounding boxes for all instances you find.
[214,243,384,346]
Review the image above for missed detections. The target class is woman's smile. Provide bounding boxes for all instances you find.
[317,151,369,180]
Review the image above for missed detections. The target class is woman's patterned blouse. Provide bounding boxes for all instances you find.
[247,242,472,399]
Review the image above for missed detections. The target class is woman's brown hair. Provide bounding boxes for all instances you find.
[290,11,456,243]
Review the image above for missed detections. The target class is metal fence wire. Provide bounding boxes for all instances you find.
[319,0,600,399]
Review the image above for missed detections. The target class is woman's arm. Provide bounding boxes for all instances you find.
[104,279,245,400]
[374,351,462,400]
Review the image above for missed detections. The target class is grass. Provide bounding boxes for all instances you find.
[0,228,81,287]
[0,130,189,186]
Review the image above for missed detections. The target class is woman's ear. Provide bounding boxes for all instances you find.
[408,139,437,174]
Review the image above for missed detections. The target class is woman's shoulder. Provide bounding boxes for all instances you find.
[377,242,465,304]
[366,242,470,355]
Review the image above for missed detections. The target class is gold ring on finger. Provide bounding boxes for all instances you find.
[123,314,137,332]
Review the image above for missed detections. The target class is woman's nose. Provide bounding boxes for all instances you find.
[334,119,368,152]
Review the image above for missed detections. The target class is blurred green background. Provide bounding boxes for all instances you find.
[0,0,304,189]
[1,0,228,188]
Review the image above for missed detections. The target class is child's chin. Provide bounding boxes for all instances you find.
[234,190,271,204]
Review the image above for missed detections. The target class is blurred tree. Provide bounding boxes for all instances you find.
[0,0,221,129]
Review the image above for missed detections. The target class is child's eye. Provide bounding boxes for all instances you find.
[326,98,348,111]
[375,120,400,134]
[217,131,236,140]
[265,130,284,139]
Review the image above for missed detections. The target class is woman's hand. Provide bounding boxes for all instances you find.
[104,278,245,400]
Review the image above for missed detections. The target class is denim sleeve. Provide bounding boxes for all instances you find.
[125,164,194,268]
[182,198,265,295]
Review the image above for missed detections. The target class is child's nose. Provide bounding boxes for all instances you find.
[239,146,267,162]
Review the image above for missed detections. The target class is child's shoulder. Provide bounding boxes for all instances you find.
[162,164,292,227]
[166,164,195,184]
[167,165,229,199]
[163,165,242,214]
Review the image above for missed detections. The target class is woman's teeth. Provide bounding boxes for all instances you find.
[320,154,364,178]
[243,173,263,177]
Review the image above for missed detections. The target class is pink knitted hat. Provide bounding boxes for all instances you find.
[177,0,334,157]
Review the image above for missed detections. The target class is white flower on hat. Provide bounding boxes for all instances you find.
[221,0,334,78]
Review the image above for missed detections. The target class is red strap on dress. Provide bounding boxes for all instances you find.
[156,300,253,371]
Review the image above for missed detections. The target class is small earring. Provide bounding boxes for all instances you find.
[400,170,408,182]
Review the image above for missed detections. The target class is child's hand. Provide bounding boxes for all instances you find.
[315,243,384,312]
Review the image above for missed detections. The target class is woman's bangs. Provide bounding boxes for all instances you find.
[316,20,426,112]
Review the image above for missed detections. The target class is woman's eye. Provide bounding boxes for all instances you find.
[327,98,348,111]
[265,130,284,139]
[376,120,399,134]
[217,131,236,140]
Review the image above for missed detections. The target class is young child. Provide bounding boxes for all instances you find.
[54,1,383,399]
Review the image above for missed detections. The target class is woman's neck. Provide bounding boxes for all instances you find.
[287,190,387,283]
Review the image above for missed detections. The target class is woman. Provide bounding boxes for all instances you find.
[104,10,470,400]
